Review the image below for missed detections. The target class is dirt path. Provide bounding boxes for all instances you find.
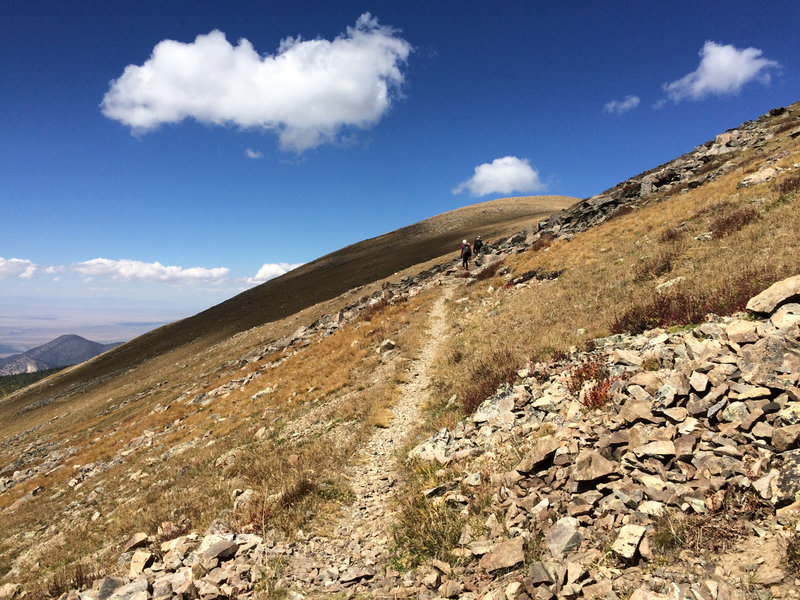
[280,287,453,597]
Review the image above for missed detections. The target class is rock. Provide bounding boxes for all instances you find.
[378,339,397,353]
[747,274,800,314]
[737,166,777,188]
[774,449,800,506]
[546,518,582,558]
[726,321,759,344]
[612,524,646,560]
[408,428,457,464]
[778,403,800,425]
[573,450,616,481]
[515,436,560,473]
[97,577,127,600]
[633,440,675,458]
[202,539,239,562]
[129,549,154,578]
[738,335,800,390]
[772,424,800,452]
[108,579,150,600]
[0,584,21,600]
[479,536,525,572]
[439,580,464,597]
[123,532,150,552]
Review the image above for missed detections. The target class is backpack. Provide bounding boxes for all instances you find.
[463,243,472,258]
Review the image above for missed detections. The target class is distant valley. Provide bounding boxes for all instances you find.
[0,334,121,376]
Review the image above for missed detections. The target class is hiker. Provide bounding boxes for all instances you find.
[460,239,472,270]
[473,235,484,255]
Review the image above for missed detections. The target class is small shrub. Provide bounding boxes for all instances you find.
[710,206,759,237]
[474,259,505,281]
[392,494,464,569]
[30,561,104,600]
[582,379,614,410]
[785,530,800,577]
[633,244,683,282]
[774,174,800,197]
[566,355,610,395]
[529,233,555,252]
[658,226,685,243]
[460,348,518,415]
[566,355,616,410]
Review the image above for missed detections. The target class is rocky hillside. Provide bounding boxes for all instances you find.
[0,101,798,600]
[0,336,121,377]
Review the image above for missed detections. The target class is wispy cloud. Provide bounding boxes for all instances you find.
[101,13,412,152]
[72,258,230,285]
[246,262,304,285]
[453,156,545,197]
[604,95,640,115]
[0,257,37,279]
[245,148,262,159]
[663,41,779,102]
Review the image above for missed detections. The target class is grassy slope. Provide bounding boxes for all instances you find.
[2,101,800,592]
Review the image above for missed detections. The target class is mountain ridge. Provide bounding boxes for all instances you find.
[0,334,121,377]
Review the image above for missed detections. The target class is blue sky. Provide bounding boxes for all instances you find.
[1,1,798,349]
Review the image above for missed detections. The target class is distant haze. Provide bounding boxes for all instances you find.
[0,296,199,351]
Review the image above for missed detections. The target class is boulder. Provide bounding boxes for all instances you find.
[747,275,800,314]
[612,524,646,560]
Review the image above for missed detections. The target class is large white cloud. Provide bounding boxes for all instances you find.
[604,95,640,115]
[247,262,304,285]
[453,156,545,197]
[663,41,779,102]
[72,258,230,284]
[0,257,37,279]
[101,13,411,152]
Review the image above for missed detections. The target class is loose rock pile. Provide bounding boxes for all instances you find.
[395,277,800,599]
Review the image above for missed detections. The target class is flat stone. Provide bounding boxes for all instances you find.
[123,532,150,553]
[738,335,800,391]
[573,450,616,481]
[633,440,675,458]
[478,536,525,572]
[202,539,239,562]
[619,397,655,424]
[726,320,759,344]
[612,524,646,559]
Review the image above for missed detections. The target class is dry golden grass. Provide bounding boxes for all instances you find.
[425,127,800,416]
[0,290,435,591]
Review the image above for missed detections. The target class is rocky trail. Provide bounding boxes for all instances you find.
[277,286,454,598]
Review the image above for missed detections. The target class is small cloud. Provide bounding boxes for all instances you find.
[604,95,640,115]
[101,13,412,153]
[663,41,779,103]
[245,148,263,159]
[453,156,545,197]
[0,257,37,279]
[246,262,304,285]
[72,258,230,285]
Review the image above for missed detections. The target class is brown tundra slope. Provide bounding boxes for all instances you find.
[1,102,800,599]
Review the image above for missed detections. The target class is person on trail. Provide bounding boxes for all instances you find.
[460,239,472,270]
[473,235,484,255]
